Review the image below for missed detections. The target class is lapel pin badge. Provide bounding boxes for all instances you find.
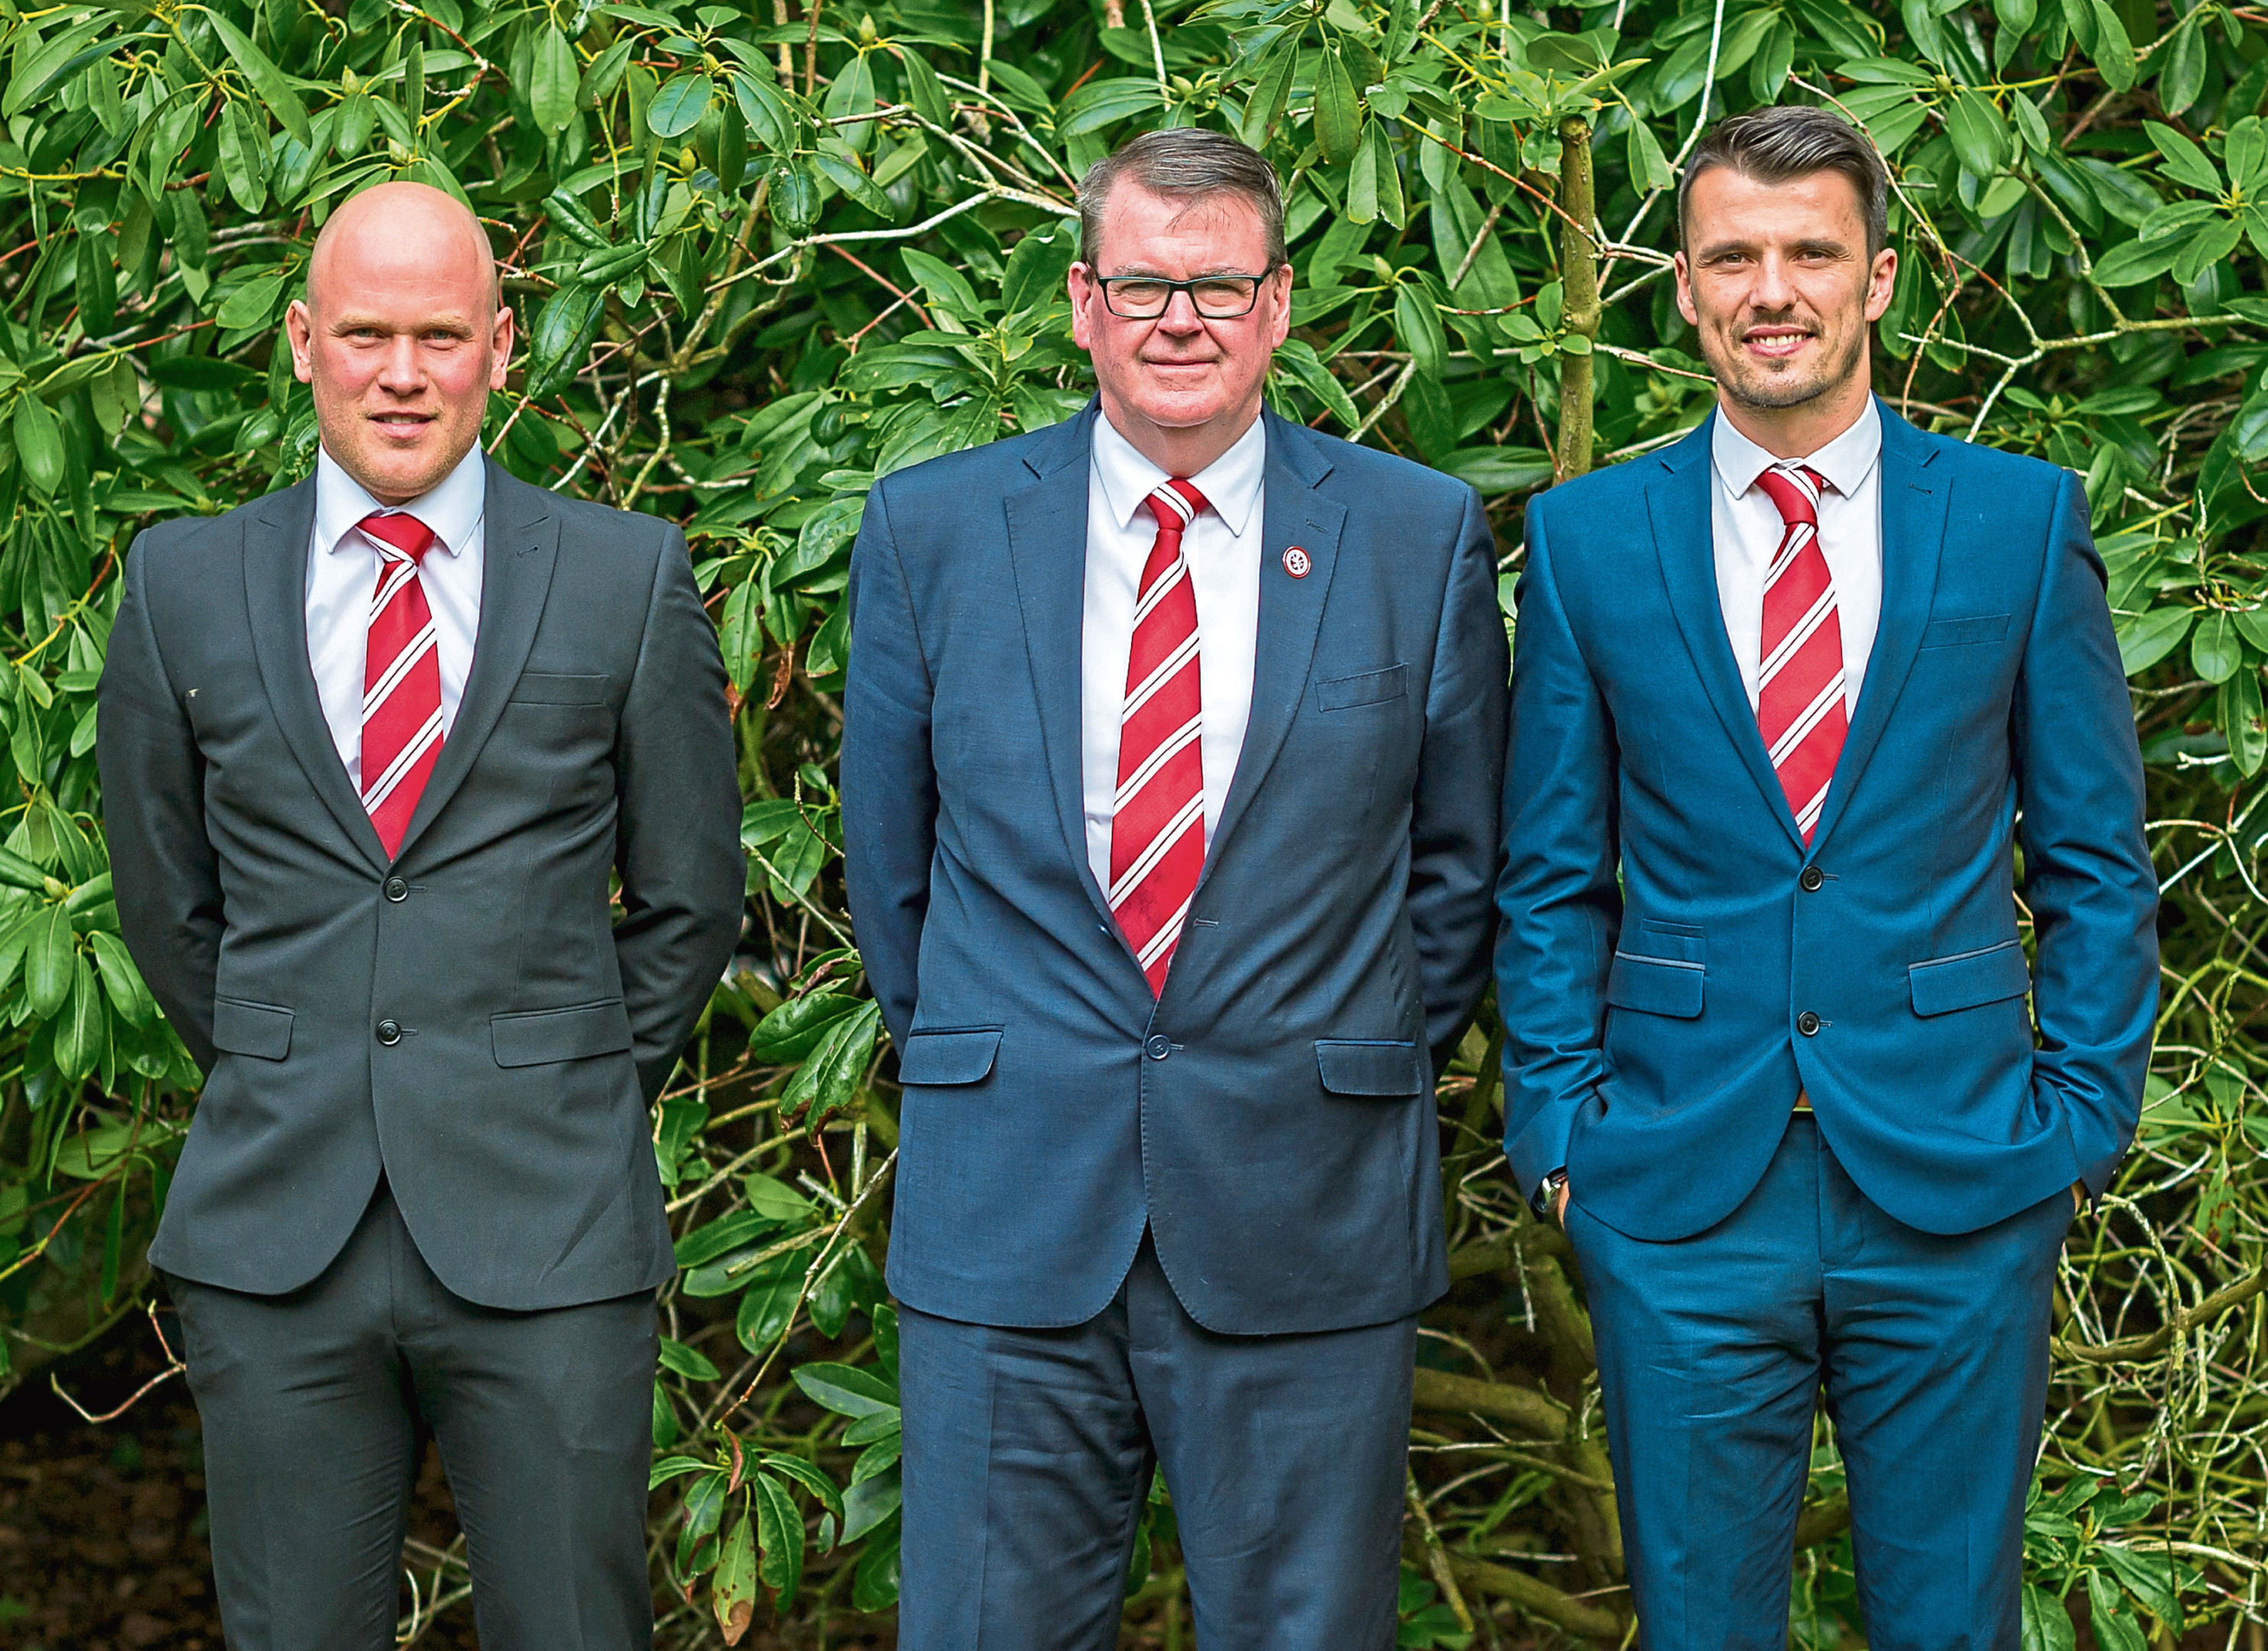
[1282,545,1311,579]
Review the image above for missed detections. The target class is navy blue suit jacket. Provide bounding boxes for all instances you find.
[1497,402,2158,1241]
[842,402,1507,1334]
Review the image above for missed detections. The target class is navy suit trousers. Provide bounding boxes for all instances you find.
[895,1234,1416,1650]
[1566,1116,2070,1651]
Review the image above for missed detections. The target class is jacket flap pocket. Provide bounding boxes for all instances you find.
[1317,663,1408,712]
[212,997,293,1061]
[1314,1040,1424,1096]
[509,672,610,705]
[492,999,634,1067]
[897,1028,1003,1085]
[1921,614,2010,649]
[1909,942,2030,1017]
[1606,952,1705,1018]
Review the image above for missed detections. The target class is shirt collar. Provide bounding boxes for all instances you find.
[1711,394,1881,502]
[313,442,487,559]
[1091,407,1267,540]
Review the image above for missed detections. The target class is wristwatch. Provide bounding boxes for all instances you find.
[1532,1167,1569,1221]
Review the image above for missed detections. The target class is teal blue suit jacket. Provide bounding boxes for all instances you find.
[1497,401,2158,1240]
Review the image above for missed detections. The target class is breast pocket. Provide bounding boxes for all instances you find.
[508,672,611,705]
[1920,615,2010,650]
[1316,663,1408,712]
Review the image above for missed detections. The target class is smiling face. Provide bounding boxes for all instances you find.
[1067,181,1291,475]
[285,182,512,506]
[1674,164,1895,454]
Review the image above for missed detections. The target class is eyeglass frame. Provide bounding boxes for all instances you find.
[1088,271,1284,320]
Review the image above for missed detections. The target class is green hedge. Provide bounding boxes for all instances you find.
[0,0,2262,1643]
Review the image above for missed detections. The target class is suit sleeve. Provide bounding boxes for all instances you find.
[2012,470,2159,1199]
[613,524,747,1104]
[1494,498,1621,1200]
[98,533,223,1072]
[1410,486,1510,1079]
[840,481,936,1050]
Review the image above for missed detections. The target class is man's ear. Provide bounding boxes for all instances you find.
[1672,251,1699,329]
[1068,262,1098,353]
[284,300,317,384]
[488,306,516,391]
[1266,263,1293,349]
[1863,246,1897,323]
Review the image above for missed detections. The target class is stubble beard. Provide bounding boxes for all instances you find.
[1708,314,1864,413]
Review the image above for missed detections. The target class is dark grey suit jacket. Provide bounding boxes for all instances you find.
[99,457,745,1310]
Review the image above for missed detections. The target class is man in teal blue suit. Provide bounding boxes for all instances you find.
[1498,105,2158,1648]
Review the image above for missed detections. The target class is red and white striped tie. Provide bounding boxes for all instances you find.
[1109,479,1209,995]
[357,511,446,859]
[1753,465,1846,845]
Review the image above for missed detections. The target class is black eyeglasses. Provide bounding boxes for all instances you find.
[1093,274,1274,319]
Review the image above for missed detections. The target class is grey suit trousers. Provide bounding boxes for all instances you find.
[895,1234,1418,1650]
[164,1184,658,1650]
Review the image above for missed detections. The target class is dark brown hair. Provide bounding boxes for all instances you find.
[1077,128,1288,271]
[1678,105,1889,258]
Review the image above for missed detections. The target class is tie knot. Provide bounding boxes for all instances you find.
[1144,479,1210,539]
[1753,464,1826,529]
[358,511,440,563]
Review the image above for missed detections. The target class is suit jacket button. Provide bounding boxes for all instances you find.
[1799,866,1825,892]
[1144,1035,1172,1061]
[377,1019,403,1046]
[384,877,409,902]
[1796,1010,1821,1036]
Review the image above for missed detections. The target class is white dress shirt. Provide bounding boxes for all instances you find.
[1709,398,1883,716]
[306,445,486,790]
[1081,411,1266,894]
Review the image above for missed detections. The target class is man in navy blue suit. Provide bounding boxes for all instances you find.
[842,128,1507,1647]
[1498,105,2158,1648]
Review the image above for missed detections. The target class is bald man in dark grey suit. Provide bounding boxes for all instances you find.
[99,181,743,1649]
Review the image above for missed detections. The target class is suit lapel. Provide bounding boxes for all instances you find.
[242,477,392,872]
[1808,401,1947,855]
[390,459,560,864]
[1001,404,1120,930]
[1194,408,1343,890]
[1648,414,1806,853]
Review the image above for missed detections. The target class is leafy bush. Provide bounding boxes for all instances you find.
[0,0,2262,1643]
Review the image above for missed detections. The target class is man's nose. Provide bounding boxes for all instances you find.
[375,336,425,393]
[1154,287,1206,334]
[1748,253,1798,309]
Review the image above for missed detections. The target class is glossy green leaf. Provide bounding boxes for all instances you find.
[2089,2,2137,92]
[2117,607,2194,676]
[2091,237,2183,288]
[752,1470,803,1608]
[2144,122,2221,196]
[1238,37,1299,149]
[1942,92,2010,179]
[1394,283,1448,381]
[2192,610,2243,683]
[532,25,581,135]
[712,1509,758,1643]
[205,11,313,148]
[809,151,894,219]
[1312,47,1361,165]
[13,394,63,496]
[733,1249,813,1351]
[1347,119,1404,229]
[648,73,714,140]
[87,932,156,1028]
[793,1361,900,1418]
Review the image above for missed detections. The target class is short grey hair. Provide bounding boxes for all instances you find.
[1077,128,1288,271]
[1679,105,1889,259]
